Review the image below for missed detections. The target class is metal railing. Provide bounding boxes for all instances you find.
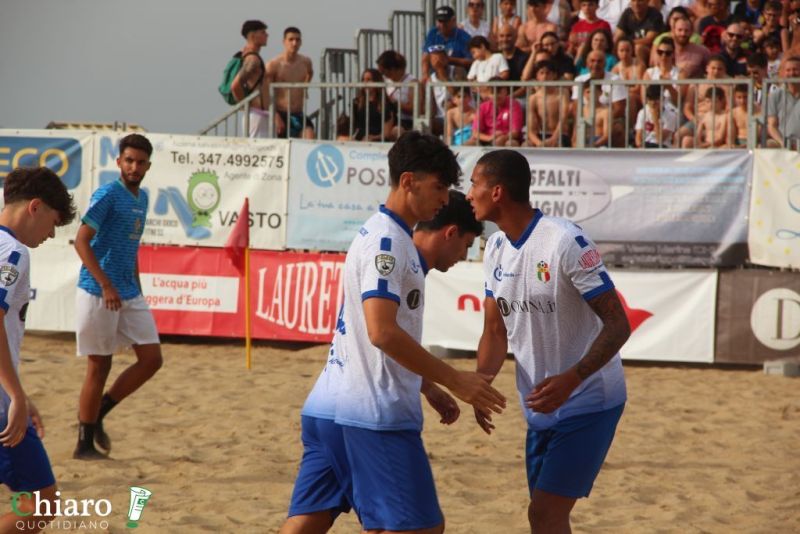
[320,48,359,84]
[200,78,800,150]
[267,81,421,142]
[357,29,393,76]
[198,90,262,137]
[391,11,427,80]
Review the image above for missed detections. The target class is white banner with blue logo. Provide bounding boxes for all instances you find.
[0,129,96,245]
[286,140,392,251]
[422,262,716,363]
[748,149,800,269]
[92,133,288,250]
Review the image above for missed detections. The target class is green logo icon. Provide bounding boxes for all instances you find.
[187,170,222,228]
[126,486,152,528]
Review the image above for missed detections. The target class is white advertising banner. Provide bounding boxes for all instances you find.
[286,140,392,251]
[423,263,717,363]
[92,133,288,250]
[748,149,800,269]
[27,242,80,332]
[140,273,239,313]
[0,129,96,244]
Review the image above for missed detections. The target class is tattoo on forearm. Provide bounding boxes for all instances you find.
[575,291,631,380]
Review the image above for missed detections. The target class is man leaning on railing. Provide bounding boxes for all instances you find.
[766,57,800,148]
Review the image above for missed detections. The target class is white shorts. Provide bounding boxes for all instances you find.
[75,288,160,356]
[246,108,270,138]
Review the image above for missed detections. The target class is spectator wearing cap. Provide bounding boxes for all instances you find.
[719,22,748,76]
[233,20,269,138]
[422,5,473,84]
[459,0,492,40]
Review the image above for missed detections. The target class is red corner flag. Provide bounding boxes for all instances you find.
[225,198,250,271]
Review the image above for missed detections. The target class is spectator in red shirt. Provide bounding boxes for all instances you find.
[468,77,524,146]
[569,0,612,56]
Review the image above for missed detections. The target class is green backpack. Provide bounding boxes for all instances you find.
[219,51,264,105]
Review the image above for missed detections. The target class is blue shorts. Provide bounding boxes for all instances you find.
[526,403,624,499]
[288,416,352,519]
[0,425,56,491]
[341,426,443,531]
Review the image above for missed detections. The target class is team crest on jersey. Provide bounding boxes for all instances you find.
[536,261,550,283]
[0,265,19,286]
[375,254,396,276]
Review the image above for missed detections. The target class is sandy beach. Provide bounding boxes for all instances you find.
[4,333,799,533]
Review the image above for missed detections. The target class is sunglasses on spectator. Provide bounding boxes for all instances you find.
[656,49,673,56]
[727,33,744,39]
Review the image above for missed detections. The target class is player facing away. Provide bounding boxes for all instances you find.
[73,134,163,460]
[281,190,483,534]
[333,131,504,534]
[466,150,630,534]
[0,167,76,532]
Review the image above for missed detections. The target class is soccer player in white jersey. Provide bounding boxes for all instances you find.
[466,150,631,533]
[0,167,76,532]
[331,132,505,534]
[73,134,163,460]
[281,190,482,534]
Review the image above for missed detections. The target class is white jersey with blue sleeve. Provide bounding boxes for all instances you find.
[483,211,626,430]
[334,205,429,432]
[0,227,30,419]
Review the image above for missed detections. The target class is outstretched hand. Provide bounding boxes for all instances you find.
[525,370,581,413]
[450,371,505,416]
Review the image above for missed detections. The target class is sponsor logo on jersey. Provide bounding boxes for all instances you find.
[375,254,396,276]
[579,249,602,270]
[0,265,19,286]
[536,261,550,283]
[496,296,556,316]
[407,289,422,309]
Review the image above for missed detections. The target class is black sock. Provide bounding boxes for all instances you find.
[77,422,96,449]
[98,393,118,421]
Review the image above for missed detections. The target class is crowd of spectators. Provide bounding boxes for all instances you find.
[252,1,800,148]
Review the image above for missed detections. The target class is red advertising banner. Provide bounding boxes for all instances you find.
[138,246,344,342]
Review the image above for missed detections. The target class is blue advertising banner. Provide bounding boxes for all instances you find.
[0,129,95,244]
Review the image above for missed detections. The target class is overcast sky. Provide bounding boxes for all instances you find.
[0,0,414,134]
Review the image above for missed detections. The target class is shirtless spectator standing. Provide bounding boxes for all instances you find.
[231,20,269,138]
[266,27,314,139]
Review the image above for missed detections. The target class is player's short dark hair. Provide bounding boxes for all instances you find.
[376,50,406,71]
[284,26,301,38]
[468,35,491,50]
[241,20,267,38]
[119,134,153,158]
[416,190,483,235]
[387,131,461,188]
[3,167,76,226]
[475,149,530,204]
